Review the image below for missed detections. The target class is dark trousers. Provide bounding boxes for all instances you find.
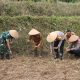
[68,49,80,57]
[54,40,65,59]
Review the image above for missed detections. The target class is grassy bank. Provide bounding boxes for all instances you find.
[0,16,80,54]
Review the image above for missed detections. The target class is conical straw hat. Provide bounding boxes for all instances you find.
[47,32,57,43]
[54,31,64,39]
[69,35,79,42]
[28,28,40,35]
[9,30,19,39]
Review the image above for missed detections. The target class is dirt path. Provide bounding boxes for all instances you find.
[0,56,80,80]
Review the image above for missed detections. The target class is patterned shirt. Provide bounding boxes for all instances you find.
[0,31,12,53]
[0,31,13,44]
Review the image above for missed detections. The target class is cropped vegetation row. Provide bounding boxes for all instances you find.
[0,16,80,54]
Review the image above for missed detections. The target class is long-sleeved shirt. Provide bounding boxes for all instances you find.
[50,39,65,52]
[69,39,80,50]
[29,34,42,46]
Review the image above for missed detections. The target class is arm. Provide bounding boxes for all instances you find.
[36,40,42,47]
[50,43,53,54]
[66,44,72,52]
[6,39,12,54]
[6,39,11,50]
[70,45,80,50]
[66,42,80,51]
[35,35,43,48]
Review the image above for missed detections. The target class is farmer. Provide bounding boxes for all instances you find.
[0,30,19,59]
[28,28,43,57]
[66,35,80,57]
[47,31,65,60]
[64,29,75,44]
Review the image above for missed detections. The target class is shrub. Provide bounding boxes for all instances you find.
[0,1,80,16]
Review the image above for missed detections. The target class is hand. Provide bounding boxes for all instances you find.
[27,40,30,42]
[70,48,74,50]
[53,47,58,49]
[66,48,70,52]
[35,44,40,48]
[35,46,38,48]
[37,44,40,47]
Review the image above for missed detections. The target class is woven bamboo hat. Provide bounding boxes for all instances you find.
[47,32,57,43]
[28,28,40,35]
[69,35,79,42]
[54,31,64,40]
[9,30,19,39]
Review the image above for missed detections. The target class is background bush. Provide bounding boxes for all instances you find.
[0,1,80,16]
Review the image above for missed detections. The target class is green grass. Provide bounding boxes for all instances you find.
[0,16,80,54]
[0,1,80,16]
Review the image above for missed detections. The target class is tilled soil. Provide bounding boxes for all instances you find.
[0,55,80,80]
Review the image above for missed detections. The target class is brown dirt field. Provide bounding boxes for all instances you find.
[0,55,80,80]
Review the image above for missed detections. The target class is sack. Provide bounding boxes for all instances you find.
[0,36,3,44]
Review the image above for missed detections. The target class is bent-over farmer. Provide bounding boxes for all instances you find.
[64,29,75,44]
[47,31,65,60]
[28,28,43,57]
[66,35,80,57]
[0,30,19,59]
